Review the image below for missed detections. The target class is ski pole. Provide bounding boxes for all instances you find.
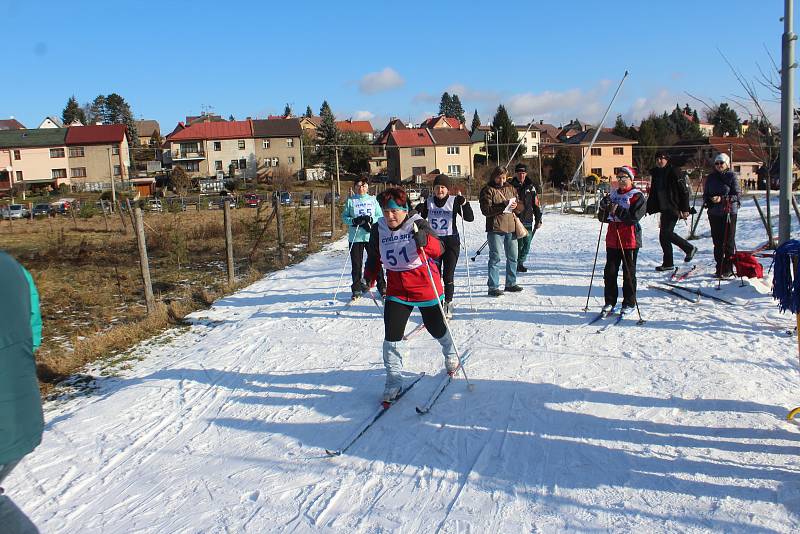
[615,227,645,324]
[333,225,361,303]
[414,223,474,391]
[470,239,489,261]
[583,221,605,312]
[717,206,732,291]
[460,216,475,311]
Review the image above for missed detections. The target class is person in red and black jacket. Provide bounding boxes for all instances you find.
[598,166,647,314]
[364,188,459,402]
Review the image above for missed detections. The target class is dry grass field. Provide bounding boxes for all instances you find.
[1,201,345,395]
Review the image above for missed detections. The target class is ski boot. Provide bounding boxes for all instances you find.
[601,304,614,317]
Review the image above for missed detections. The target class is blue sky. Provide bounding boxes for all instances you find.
[1,0,794,132]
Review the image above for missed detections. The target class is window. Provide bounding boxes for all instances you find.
[215,160,223,171]
[613,147,624,155]
[214,141,222,151]
[69,147,85,157]
[52,168,67,179]
[591,168,603,176]
[13,150,21,160]
[590,147,601,156]
[112,144,120,155]
[239,158,247,170]
[613,167,622,175]
[286,138,294,148]
[113,165,121,176]
[238,140,245,150]
[50,148,65,158]
[447,165,461,176]
[272,157,279,167]
[734,165,741,173]
[185,161,200,172]
[70,167,87,178]
[15,171,23,181]
[263,139,270,149]
[288,156,295,164]
[412,148,425,157]
[531,145,538,154]
[446,146,460,155]
[412,166,426,176]
[230,159,239,170]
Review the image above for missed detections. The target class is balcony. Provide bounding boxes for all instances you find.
[172,149,206,160]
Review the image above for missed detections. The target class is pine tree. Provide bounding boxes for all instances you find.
[710,103,741,137]
[88,95,107,124]
[550,148,577,187]
[451,95,466,124]
[439,92,453,117]
[470,110,481,134]
[228,114,236,121]
[283,103,292,117]
[305,106,313,118]
[62,96,86,125]
[611,114,629,137]
[489,105,518,165]
[105,93,139,146]
[318,101,340,177]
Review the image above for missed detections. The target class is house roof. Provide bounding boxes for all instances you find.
[536,122,561,139]
[40,116,64,128]
[377,118,408,144]
[0,118,26,130]
[420,116,462,129]
[336,120,374,134]
[470,129,489,142]
[428,128,471,145]
[388,128,433,147]
[562,129,637,145]
[167,120,253,141]
[667,137,766,167]
[65,124,128,145]
[134,120,160,139]
[186,114,225,125]
[252,118,302,137]
[299,116,322,127]
[0,128,67,148]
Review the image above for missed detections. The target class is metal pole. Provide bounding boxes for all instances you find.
[779,0,797,245]
[108,147,117,207]
[496,127,502,166]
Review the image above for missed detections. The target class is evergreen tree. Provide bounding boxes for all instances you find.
[489,105,518,165]
[62,95,86,125]
[339,131,371,173]
[283,103,292,117]
[105,93,139,146]
[318,101,340,177]
[692,110,700,124]
[228,114,236,121]
[550,147,577,187]
[470,110,481,134]
[634,116,659,171]
[669,104,702,140]
[451,94,466,123]
[709,103,741,137]
[87,95,108,124]
[611,114,629,137]
[305,106,313,118]
[439,92,453,117]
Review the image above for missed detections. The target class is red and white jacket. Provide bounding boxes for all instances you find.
[605,186,646,249]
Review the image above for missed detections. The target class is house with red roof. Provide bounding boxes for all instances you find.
[370,118,408,175]
[420,115,462,129]
[386,127,473,182]
[64,124,133,192]
[0,118,26,130]
[562,129,637,180]
[165,120,257,181]
[335,119,375,141]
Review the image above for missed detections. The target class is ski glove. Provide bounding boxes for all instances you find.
[352,215,372,228]
[413,227,428,248]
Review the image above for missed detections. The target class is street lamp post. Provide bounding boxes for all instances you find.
[496,126,503,167]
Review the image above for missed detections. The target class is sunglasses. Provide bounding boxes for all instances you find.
[714,162,726,166]
[657,156,667,160]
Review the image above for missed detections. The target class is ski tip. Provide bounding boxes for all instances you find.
[381,401,392,409]
[415,406,428,415]
[325,449,342,457]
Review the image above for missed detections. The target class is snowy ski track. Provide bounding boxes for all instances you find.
[10,199,800,533]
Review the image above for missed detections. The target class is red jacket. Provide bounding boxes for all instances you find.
[605,186,646,249]
[364,215,443,304]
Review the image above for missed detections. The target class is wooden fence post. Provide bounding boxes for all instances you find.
[791,194,800,226]
[100,200,110,231]
[752,195,775,247]
[307,190,314,250]
[330,178,336,238]
[275,196,287,265]
[6,202,12,233]
[70,202,78,230]
[224,200,235,286]
[116,200,128,234]
[133,207,156,314]
[125,198,136,230]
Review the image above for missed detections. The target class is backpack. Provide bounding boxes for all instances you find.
[730,252,763,279]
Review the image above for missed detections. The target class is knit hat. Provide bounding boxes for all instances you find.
[433,174,451,189]
[514,163,528,173]
[617,165,636,180]
[352,175,369,185]
[714,153,730,165]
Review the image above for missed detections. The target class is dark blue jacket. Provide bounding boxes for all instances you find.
[703,170,741,217]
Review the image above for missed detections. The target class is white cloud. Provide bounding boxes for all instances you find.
[444,83,501,103]
[352,110,375,121]
[359,67,404,94]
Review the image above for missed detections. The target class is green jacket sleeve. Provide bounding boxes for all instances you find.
[22,268,42,352]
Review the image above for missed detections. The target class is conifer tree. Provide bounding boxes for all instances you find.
[451,95,466,124]
[471,110,481,134]
[439,92,453,117]
[62,95,86,125]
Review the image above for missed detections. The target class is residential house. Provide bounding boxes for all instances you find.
[671,136,765,185]
[535,121,562,157]
[165,120,257,181]
[0,118,25,130]
[135,120,161,146]
[370,118,408,175]
[299,116,322,135]
[0,128,70,191]
[428,128,472,178]
[420,115,461,129]
[251,118,303,180]
[185,113,225,126]
[65,124,133,193]
[38,116,64,129]
[516,125,541,159]
[0,149,13,191]
[386,127,473,182]
[336,119,375,141]
[470,126,491,166]
[562,129,637,180]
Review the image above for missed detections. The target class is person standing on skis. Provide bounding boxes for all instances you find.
[598,166,646,315]
[413,172,474,318]
[703,153,740,278]
[341,176,386,300]
[509,163,542,273]
[363,188,459,402]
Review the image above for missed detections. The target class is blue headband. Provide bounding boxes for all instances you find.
[384,198,407,210]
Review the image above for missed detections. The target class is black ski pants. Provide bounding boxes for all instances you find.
[604,247,639,307]
[433,235,460,302]
[659,213,693,266]
[350,241,386,293]
[384,299,447,342]
[708,213,737,275]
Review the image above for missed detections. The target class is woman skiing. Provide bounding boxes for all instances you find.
[703,153,740,278]
[413,173,474,318]
[364,187,459,402]
[341,176,385,299]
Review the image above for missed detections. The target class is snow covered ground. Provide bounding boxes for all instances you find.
[9,197,800,533]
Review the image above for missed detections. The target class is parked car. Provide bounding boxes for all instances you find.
[278,191,292,206]
[244,193,262,208]
[32,204,52,217]
[300,193,320,207]
[146,199,163,212]
[323,192,341,205]
[208,197,237,210]
[50,198,75,214]
[1,204,28,219]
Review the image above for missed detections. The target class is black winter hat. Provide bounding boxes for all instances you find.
[433,174,451,188]
[514,163,528,173]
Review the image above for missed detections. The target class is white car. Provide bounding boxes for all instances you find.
[1,204,28,219]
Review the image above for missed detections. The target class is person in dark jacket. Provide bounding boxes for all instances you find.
[0,251,43,533]
[414,173,474,318]
[703,153,741,278]
[509,163,543,272]
[646,152,697,270]
[599,166,647,314]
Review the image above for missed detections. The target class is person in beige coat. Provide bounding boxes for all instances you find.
[479,166,524,296]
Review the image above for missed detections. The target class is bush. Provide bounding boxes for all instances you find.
[78,203,97,219]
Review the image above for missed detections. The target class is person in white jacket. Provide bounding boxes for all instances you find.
[340,176,386,299]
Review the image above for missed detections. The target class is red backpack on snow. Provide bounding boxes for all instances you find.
[730,252,763,279]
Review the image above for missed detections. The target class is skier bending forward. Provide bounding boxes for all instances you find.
[364,187,459,402]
